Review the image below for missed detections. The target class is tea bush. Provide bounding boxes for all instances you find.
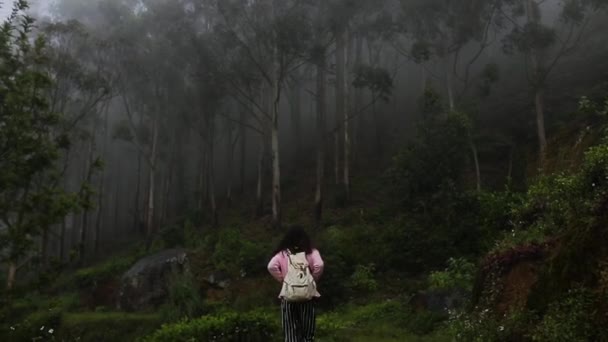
[141,310,279,342]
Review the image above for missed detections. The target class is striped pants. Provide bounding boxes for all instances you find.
[281,299,316,342]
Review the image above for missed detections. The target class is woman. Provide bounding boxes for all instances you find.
[268,226,324,342]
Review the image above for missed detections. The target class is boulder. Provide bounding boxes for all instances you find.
[118,248,189,311]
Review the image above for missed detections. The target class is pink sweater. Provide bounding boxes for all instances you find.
[267,249,324,297]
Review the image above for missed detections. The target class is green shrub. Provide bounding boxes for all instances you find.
[141,310,279,342]
[429,258,476,292]
[211,229,269,277]
[448,308,533,342]
[159,271,204,322]
[531,288,598,342]
[0,308,62,342]
[72,255,137,289]
[348,264,378,294]
[60,312,161,342]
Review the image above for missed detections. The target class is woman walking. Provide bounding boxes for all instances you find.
[268,226,325,342]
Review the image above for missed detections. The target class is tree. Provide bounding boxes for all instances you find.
[212,0,314,228]
[501,0,606,167]
[0,1,82,290]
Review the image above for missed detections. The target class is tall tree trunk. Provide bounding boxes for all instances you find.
[256,134,265,217]
[209,114,218,227]
[315,56,327,227]
[291,74,303,166]
[508,144,515,185]
[470,139,481,192]
[94,105,110,256]
[79,138,95,265]
[271,88,282,229]
[353,34,363,165]
[6,261,16,291]
[59,217,67,262]
[41,227,50,268]
[344,29,352,201]
[535,88,547,167]
[421,64,427,93]
[113,175,120,237]
[445,55,455,113]
[145,116,158,250]
[335,27,347,189]
[526,0,547,167]
[226,124,235,208]
[239,109,247,195]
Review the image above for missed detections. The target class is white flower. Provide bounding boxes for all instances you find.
[49,329,54,334]
[499,326,504,331]
[40,326,45,331]
[10,326,15,331]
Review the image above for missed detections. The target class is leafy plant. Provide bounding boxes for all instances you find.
[429,258,476,292]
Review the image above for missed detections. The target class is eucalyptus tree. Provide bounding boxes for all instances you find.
[0,1,84,290]
[211,0,314,228]
[42,20,113,262]
[500,0,607,167]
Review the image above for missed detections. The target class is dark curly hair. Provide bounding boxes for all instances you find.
[272,225,313,255]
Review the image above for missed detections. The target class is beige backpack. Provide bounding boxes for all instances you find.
[280,250,317,302]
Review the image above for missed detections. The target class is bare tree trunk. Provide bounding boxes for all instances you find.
[209,113,218,227]
[445,55,455,112]
[291,73,303,165]
[79,138,95,265]
[226,123,235,208]
[6,261,16,291]
[59,217,67,262]
[271,87,282,229]
[79,138,95,264]
[113,177,120,237]
[526,0,548,168]
[94,105,110,256]
[145,117,158,249]
[343,30,353,201]
[421,65,427,93]
[535,88,547,167]
[508,144,515,185]
[256,134,265,217]
[239,110,247,195]
[315,56,327,227]
[470,139,481,192]
[353,34,363,165]
[335,27,347,189]
[41,227,50,268]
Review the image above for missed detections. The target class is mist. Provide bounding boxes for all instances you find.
[1,0,608,340]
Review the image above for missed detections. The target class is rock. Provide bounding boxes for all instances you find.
[205,270,231,289]
[118,248,189,311]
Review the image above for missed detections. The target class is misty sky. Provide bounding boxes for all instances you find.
[0,0,51,20]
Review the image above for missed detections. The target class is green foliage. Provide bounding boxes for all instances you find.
[211,228,269,277]
[348,264,378,293]
[352,64,393,101]
[0,1,83,267]
[429,258,476,292]
[531,288,599,342]
[448,308,533,342]
[73,254,136,289]
[159,271,204,322]
[388,112,470,210]
[1,308,62,342]
[60,312,161,342]
[141,310,279,342]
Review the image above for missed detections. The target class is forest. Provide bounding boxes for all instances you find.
[1,0,608,340]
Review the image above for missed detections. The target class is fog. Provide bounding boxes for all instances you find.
[2,0,608,268]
